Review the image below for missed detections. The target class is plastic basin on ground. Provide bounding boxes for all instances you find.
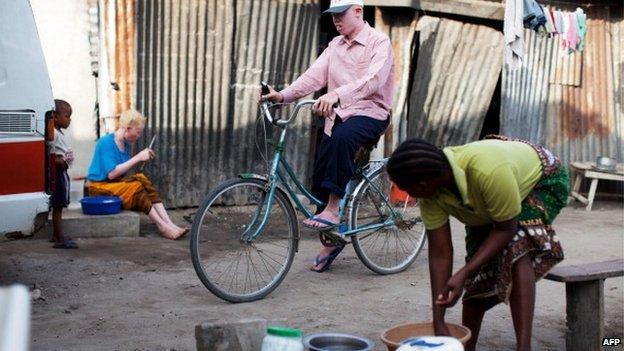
[79,196,122,215]
[381,322,471,351]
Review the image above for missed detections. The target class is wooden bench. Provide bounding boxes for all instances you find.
[545,259,624,351]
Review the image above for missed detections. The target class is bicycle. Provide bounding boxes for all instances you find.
[190,85,427,303]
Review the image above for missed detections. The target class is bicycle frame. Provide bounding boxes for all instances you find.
[242,101,400,241]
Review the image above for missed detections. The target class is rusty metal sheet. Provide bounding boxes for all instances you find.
[407,16,504,146]
[501,5,622,166]
[134,0,320,207]
[373,7,418,159]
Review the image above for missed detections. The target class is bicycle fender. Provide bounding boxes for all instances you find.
[347,161,386,209]
[239,173,265,180]
[238,172,296,209]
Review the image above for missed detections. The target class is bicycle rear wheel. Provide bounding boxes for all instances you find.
[350,165,426,275]
[190,178,298,302]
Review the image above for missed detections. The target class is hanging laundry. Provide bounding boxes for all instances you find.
[504,0,525,69]
[562,12,580,53]
[558,11,567,34]
[561,13,571,50]
[572,11,582,51]
[504,1,589,64]
[543,6,557,35]
[576,8,587,52]
[523,0,547,31]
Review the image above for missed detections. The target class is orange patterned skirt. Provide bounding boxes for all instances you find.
[87,173,162,214]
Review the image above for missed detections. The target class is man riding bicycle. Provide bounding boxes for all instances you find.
[261,0,395,272]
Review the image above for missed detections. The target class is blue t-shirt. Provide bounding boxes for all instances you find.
[87,133,130,181]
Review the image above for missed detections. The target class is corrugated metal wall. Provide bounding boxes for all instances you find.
[114,0,135,114]
[501,5,623,166]
[100,0,135,119]
[374,7,418,158]
[135,0,320,207]
[407,16,504,146]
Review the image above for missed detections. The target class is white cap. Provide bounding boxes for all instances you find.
[323,0,364,14]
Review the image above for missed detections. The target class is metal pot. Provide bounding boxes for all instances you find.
[303,333,374,351]
[596,156,617,171]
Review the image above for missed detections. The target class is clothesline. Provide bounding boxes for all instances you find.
[525,2,588,54]
[504,0,589,69]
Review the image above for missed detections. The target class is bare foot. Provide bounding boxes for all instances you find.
[160,225,185,240]
[164,220,190,233]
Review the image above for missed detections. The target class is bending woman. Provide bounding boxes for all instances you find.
[86,110,187,240]
[387,135,568,351]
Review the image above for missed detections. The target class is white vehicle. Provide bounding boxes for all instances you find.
[0,0,55,236]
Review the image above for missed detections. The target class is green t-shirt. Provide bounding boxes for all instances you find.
[420,139,543,230]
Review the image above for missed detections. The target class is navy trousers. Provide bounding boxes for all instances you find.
[312,115,388,206]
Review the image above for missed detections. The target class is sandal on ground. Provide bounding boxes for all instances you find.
[53,238,78,249]
[302,215,341,230]
[311,245,345,273]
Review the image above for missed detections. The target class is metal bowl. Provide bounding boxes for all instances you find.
[596,156,617,171]
[303,333,374,351]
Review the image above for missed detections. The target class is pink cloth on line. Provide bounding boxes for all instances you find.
[568,12,580,51]
[562,12,579,52]
[279,22,395,136]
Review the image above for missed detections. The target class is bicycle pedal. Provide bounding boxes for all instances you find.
[319,231,347,247]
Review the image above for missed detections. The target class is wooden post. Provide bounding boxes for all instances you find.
[565,280,604,351]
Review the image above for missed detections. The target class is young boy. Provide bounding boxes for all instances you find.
[50,99,78,249]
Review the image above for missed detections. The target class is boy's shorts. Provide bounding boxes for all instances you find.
[50,167,70,209]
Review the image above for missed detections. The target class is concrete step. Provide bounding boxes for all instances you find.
[38,208,140,239]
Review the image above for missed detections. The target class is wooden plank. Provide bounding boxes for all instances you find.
[571,162,624,176]
[584,170,624,181]
[570,191,589,204]
[364,0,504,21]
[545,259,624,283]
[571,161,593,170]
[565,280,604,351]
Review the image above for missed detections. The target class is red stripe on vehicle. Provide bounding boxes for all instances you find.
[0,141,45,195]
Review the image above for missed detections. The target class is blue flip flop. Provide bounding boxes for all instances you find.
[53,238,78,249]
[302,215,341,230]
[311,245,344,273]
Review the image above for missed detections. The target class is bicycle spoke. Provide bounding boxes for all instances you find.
[351,167,426,274]
[190,179,297,301]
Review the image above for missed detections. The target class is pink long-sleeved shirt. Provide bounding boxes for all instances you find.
[280,22,395,136]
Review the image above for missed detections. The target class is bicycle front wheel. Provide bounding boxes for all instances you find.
[190,178,298,303]
[350,165,426,275]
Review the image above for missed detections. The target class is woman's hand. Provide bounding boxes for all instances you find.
[436,269,467,308]
[312,91,339,117]
[259,85,283,103]
[136,148,155,162]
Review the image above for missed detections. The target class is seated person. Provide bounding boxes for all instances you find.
[86,110,187,240]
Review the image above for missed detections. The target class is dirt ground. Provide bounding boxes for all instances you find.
[1,200,622,351]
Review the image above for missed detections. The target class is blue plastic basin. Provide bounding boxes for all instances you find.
[80,196,122,215]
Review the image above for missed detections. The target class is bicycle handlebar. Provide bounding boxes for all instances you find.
[261,99,316,127]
